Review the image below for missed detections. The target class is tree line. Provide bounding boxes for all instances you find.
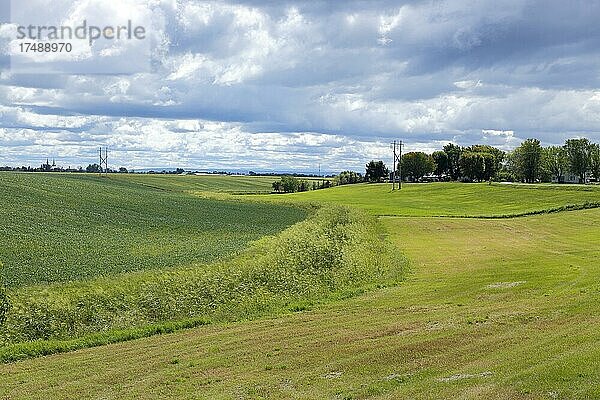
[272,171,363,193]
[363,137,600,184]
[0,164,132,173]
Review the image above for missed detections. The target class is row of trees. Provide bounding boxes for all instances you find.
[272,170,365,193]
[376,137,599,184]
[334,170,363,185]
[508,138,600,183]
[272,176,333,193]
[364,145,505,183]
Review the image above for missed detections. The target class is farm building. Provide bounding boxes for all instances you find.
[551,171,589,184]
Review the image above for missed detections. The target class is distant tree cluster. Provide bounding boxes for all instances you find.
[425,144,506,182]
[365,160,389,182]
[401,152,435,181]
[363,136,599,185]
[0,165,84,173]
[0,163,132,174]
[507,138,600,183]
[334,170,363,185]
[85,164,135,173]
[420,137,599,184]
[272,170,364,193]
[272,176,333,193]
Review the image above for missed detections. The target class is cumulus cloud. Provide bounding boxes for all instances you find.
[0,0,599,171]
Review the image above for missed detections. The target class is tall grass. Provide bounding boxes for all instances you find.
[0,205,405,361]
[0,263,8,327]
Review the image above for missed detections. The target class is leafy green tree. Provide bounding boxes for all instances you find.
[466,145,505,180]
[401,152,435,181]
[442,143,463,180]
[590,143,600,181]
[298,180,310,192]
[365,160,389,183]
[482,153,497,181]
[272,180,283,193]
[565,138,592,183]
[513,139,543,183]
[432,151,449,178]
[0,262,9,327]
[86,163,101,173]
[500,151,518,182]
[543,145,568,183]
[459,152,485,181]
[280,176,300,193]
[335,171,363,185]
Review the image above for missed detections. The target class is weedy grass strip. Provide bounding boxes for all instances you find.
[0,205,406,362]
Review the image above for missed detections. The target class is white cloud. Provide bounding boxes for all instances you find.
[1,0,600,171]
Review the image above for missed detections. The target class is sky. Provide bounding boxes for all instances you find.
[1,0,599,173]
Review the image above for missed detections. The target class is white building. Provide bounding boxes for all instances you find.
[552,171,588,184]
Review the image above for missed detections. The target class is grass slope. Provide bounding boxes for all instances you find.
[0,204,404,360]
[1,183,599,398]
[2,207,598,399]
[259,182,600,217]
[0,172,305,287]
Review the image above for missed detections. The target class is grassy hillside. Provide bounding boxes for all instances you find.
[0,173,405,361]
[2,207,598,399]
[258,182,600,217]
[0,204,404,359]
[0,180,600,399]
[0,172,305,287]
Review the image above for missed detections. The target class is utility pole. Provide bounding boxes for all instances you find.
[398,140,403,189]
[318,163,323,188]
[390,140,404,190]
[99,147,108,176]
[391,140,396,190]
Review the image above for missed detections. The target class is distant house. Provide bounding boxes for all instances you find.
[552,171,588,184]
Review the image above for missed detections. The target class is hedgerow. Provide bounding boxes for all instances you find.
[0,205,405,360]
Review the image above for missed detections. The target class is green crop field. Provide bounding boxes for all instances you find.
[0,172,305,287]
[0,172,403,362]
[1,176,600,399]
[108,173,278,194]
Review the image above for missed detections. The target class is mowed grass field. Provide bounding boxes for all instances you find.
[0,172,305,287]
[257,182,600,217]
[1,177,599,399]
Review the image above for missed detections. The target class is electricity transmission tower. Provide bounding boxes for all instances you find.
[99,147,108,175]
[390,140,404,190]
